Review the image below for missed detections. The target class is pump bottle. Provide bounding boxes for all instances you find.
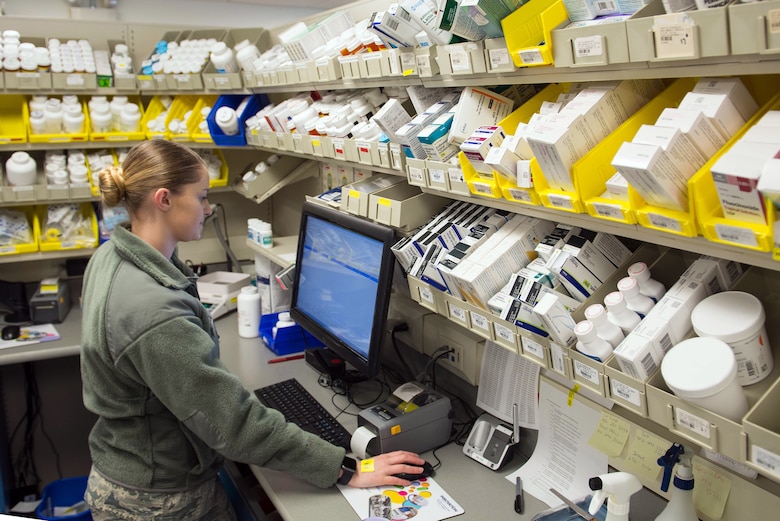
[588,471,642,521]
[654,443,698,521]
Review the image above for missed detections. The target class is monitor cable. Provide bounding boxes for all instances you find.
[204,203,242,273]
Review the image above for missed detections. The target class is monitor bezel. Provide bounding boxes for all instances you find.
[289,201,396,380]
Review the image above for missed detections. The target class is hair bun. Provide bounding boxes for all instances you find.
[99,165,127,206]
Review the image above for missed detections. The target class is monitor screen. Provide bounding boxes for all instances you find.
[290,202,396,380]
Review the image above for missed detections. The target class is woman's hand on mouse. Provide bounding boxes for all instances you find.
[345,451,425,488]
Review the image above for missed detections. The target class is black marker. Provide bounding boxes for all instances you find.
[514,476,524,514]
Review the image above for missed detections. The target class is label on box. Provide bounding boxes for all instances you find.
[770,9,780,34]
[449,302,467,322]
[715,224,758,248]
[509,189,532,203]
[450,48,471,71]
[549,342,566,375]
[448,167,465,184]
[653,15,696,59]
[66,74,85,86]
[488,47,511,68]
[429,168,446,184]
[574,359,600,385]
[471,182,494,196]
[418,285,434,304]
[752,446,780,476]
[593,203,624,220]
[494,322,515,344]
[547,194,574,210]
[611,379,642,407]
[521,336,545,360]
[647,212,683,233]
[416,53,431,73]
[675,407,711,439]
[518,49,544,65]
[574,35,604,58]
[408,166,425,184]
[471,312,489,332]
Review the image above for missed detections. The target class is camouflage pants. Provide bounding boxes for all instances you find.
[85,466,239,521]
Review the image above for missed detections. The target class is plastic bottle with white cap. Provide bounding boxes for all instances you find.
[627,262,665,302]
[237,285,261,338]
[43,99,64,134]
[584,303,625,348]
[120,103,142,132]
[604,291,641,334]
[62,104,85,134]
[210,41,238,73]
[574,320,614,362]
[617,276,654,318]
[5,151,37,186]
[215,106,239,135]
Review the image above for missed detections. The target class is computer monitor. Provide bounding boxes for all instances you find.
[290,202,396,381]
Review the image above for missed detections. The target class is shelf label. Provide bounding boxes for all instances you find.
[715,224,758,248]
[377,197,391,207]
[416,53,431,73]
[429,168,446,185]
[12,186,34,193]
[574,35,604,58]
[488,47,511,69]
[174,74,192,84]
[471,312,489,332]
[448,303,467,323]
[449,48,471,72]
[674,407,711,439]
[332,138,345,158]
[448,167,465,184]
[494,322,515,344]
[517,48,544,65]
[472,182,494,196]
[418,285,434,305]
[521,336,544,360]
[647,212,683,233]
[547,194,574,210]
[348,189,361,200]
[66,74,85,86]
[0,246,16,254]
[751,445,780,476]
[574,360,600,385]
[770,9,780,34]
[549,342,566,375]
[509,188,532,203]
[611,379,642,408]
[593,202,624,220]
[408,166,425,184]
[653,14,696,59]
[214,76,231,86]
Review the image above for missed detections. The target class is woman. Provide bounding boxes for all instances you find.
[80,140,424,519]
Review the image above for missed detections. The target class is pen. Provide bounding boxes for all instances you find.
[267,353,305,364]
[514,476,524,514]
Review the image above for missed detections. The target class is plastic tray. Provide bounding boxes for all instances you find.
[140,95,170,140]
[36,476,91,521]
[26,100,90,144]
[202,27,270,90]
[501,0,568,67]
[0,95,29,145]
[188,95,219,143]
[89,95,146,143]
[165,28,225,90]
[207,94,270,146]
[37,203,99,252]
[165,95,200,142]
[729,0,780,55]
[136,30,183,91]
[259,312,324,356]
[208,149,229,188]
[0,206,39,256]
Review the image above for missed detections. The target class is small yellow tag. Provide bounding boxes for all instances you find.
[360,459,375,473]
[378,197,391,207]
[349,189,361,199]
[311,139,321,146]
[391,425,402,435]
[568,384,580,406]
[403,69,414,76]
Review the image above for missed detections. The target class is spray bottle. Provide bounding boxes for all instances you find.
[588,471,642,521]
[654,443,698,521]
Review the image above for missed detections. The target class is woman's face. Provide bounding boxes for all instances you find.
[167,167,212,243]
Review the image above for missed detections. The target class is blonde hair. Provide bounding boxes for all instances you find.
[98,140,206,214]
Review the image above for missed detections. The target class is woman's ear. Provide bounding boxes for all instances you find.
[152,188,172,211]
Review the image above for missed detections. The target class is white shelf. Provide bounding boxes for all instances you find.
[245,235,298,268]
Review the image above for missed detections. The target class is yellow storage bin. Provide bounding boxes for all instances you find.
[37,202,99,252]
[27,100,90,144]
[0,95,28,145]
[501,0,568,67]
[494,83,567,206]
[581,78,693,225]
[0,206,39,256]
[165,95,200,142]
[89,96,146,142]
[460,151,503,199]
[690,92,780,253]
[188,95,219,144]
[202,149,229,188]
[140,96,170,140]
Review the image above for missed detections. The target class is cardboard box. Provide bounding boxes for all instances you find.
[612,141,690,212]
[449,87,514,145]
[654,107,727,159]
[678,92,746,141]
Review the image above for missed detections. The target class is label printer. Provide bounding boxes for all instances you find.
[353,382,453,457]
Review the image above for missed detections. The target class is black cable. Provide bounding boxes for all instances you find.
[390,325,416,382]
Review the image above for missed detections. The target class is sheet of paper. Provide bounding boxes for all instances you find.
[476,340,541,429]
[339,476,464,521]
[506,377,608,507]
[0,324,61,350]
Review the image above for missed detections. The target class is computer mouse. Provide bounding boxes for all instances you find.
[2,325,20,341]
[393,460,434,481]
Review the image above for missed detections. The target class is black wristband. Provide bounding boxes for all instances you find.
[337,456,357,485]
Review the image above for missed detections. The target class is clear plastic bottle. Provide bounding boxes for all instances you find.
[604,291,641,334]
[584,303,625,348]
[627,262,665,302]
[617,276,654,318]
[237,285,261,338]
[574,320,614,362]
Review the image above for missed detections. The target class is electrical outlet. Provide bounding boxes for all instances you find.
[422,314,484,385]
[439,334,463,372]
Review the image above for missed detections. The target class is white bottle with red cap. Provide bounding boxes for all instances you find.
[627,262,665,302]
[604,291,641,334]
[584,303,625,348]
[575,320,614,362]
[617,276,654,318]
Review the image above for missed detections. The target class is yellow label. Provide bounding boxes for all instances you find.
[40,284,58,293]
[378,198,391,207]
[349,189,361,199]
[360,459,375,473]
[391,425,402,435]
[311,139,321,146]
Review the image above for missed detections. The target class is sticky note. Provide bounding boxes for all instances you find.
[589,410,631,457]
[693,458,731,520]
[361,458,375,473]
[620,428,670,483]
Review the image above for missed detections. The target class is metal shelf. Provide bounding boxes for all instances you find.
[252,145,406,178]
[0,247,95,265]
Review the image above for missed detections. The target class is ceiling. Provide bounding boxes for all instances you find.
[227,0,353,9]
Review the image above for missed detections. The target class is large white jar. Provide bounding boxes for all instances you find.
[5,151,37,186]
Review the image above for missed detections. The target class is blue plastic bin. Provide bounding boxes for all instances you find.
[207,93,270,146]
[259,312,324,355]
[36,476,91,520]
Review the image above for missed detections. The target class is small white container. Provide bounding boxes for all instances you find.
[691,291,773,386]
[661,337,749,422]
[627,261,665,302]
[574,320,614,362]
[91,105,112,134]
[237,285,261,338]
[617,276,655,318]
[43,99,64,134]
[6,151,38,186]
[210,41,238,73]
[29,110,46,134]
[604,291,641,334]
[120,103,142,133]
[63,104,85,134]
[584,303,625,348]
[215,106,239,135]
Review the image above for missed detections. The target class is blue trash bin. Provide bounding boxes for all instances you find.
[36,476,91,520]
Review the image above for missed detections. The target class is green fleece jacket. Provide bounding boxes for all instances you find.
[80,223,345,491]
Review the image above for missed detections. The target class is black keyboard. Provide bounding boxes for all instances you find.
[254,378,352,449]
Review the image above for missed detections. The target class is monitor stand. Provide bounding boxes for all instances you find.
[303,347,368,387]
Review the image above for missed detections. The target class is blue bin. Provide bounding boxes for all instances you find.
[207,93,270,146]
[36,476,91,521]
[259,312,324,355]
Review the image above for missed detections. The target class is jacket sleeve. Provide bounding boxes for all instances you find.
[114,314,345,488]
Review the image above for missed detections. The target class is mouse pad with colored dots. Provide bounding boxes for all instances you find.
[339,477,464,521]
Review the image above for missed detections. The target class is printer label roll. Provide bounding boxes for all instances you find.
[351,426,377,459]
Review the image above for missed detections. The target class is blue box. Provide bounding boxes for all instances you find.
[36,476,91,521]
[259,312,324,355]
[207,93,269,146]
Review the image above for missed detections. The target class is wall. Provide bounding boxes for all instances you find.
[0,0,324,29]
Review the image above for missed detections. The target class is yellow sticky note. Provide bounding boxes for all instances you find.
[693,459,731,520]
[620,428,670,483]
[588,410,631,457]
[361,458,375,473]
